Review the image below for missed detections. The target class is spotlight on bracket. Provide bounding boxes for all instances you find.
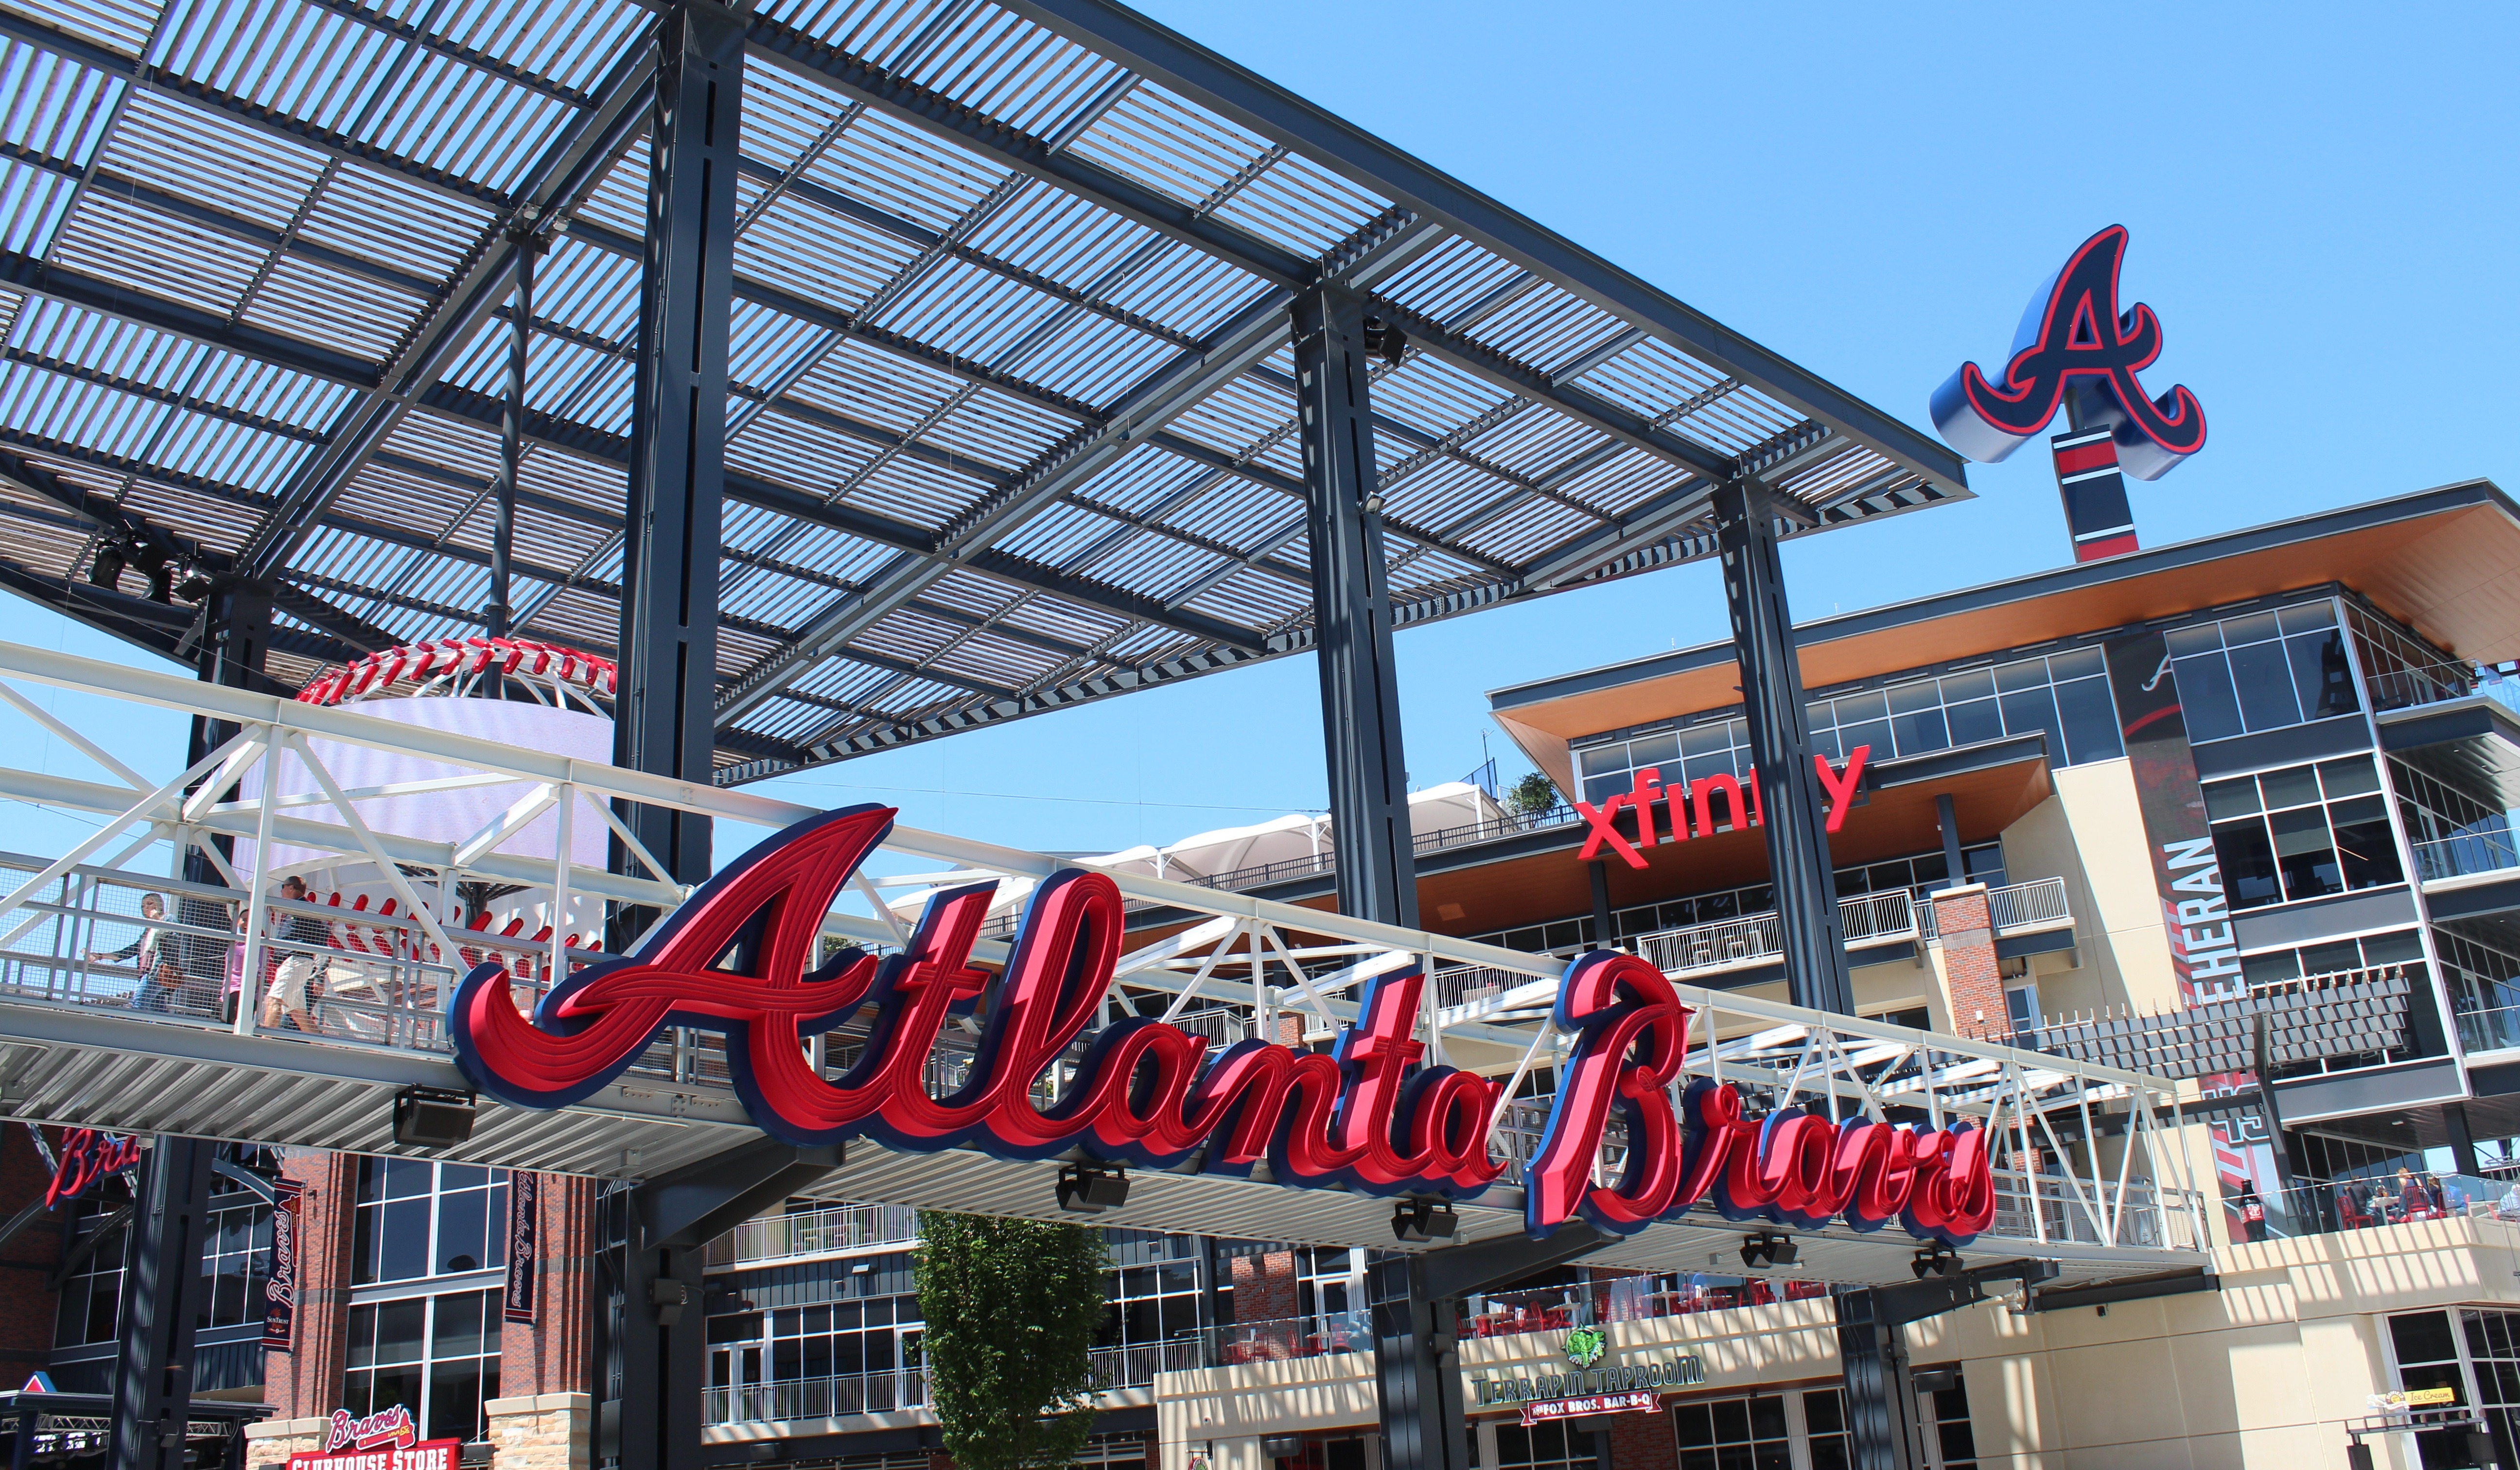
[391,1085,476,1148]
[1739,1231,1798,1270]
[128,542,172,604]
[174,560,214,603]
[1358,315,1407,366]
[1911,1243,1963,1281]
[1260,1438,1307,1462]
[1391,1197,1458,1243]
[86,541,125,591]
[1056,1163,1130,1214]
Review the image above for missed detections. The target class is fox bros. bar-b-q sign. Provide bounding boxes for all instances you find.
[449,806,1995,1244]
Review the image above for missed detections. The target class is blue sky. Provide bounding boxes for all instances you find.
[4,0,2514,871]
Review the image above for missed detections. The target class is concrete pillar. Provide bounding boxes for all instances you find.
[486,1393,593,1470]
[242,1419,327,1470]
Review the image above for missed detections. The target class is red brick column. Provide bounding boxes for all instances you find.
[1230,1250,1298,1321]
[500,1173,597,1398]
[263,1149,357,1418]
[1605,1407,1677,1470]
[1930,886,2004,1040]
[0,1125,65,1386]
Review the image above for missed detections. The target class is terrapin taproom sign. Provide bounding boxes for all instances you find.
[449,806,1996,1244]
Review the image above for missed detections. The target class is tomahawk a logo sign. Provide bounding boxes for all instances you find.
[1929,225,2205,483]
[448,806,1995,1245]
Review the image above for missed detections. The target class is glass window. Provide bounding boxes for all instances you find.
[1998,685,2063,757]
[355,1159,509,1285]
[200,1198,272,1329]
[1494,1421,1599,1470]
[2270,805,2344,901]
[346,1290,501,1444]
[2228,639,2304,730]
[2052,676,2123,764]
[1945,697,2004,747]
[1671,1394,1789,1470]
[2209,760,2406,911]
[2213,819,2282,909]
[1804,1389,1850,1470]
[2170,602,2361,744]
[2175,653,2245,743]
[1578,642,2135,792]
[53,1196,128,1348]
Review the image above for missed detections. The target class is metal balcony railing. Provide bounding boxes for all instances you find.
[704,1203,921,1268]
[1988,875,2072,931]
[1916,877,2073,940]
[2415,830,2520,883]
[1089,1339,1206,1388]
[1207,1309,1373,1365]
[697,1338,1199,1428]
[704,1368,928,1424]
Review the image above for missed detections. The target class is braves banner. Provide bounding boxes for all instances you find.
[2102,631,2276,1222]
[448,805,1994,1245]
[262,1178,302,1351]
[503,1172,538,1325]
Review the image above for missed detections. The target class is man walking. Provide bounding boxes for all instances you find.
[258,875,332,1034]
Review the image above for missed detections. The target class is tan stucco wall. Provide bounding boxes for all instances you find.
[1997,758,2187,1024]
[1159,1216,2520,1470]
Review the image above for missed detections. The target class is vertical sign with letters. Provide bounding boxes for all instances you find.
[2103,630,2275,1223]
[503,1171,538,1325]
[262,1177,301,1350]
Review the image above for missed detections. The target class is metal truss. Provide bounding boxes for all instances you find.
[0,0,1970,783]
[0,637,2205,1287]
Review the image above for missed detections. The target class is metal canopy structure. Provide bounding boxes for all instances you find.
[0,0,1968,783]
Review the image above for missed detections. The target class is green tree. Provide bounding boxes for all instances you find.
[915,1213,1110,1470]
[1506,771,1560,815]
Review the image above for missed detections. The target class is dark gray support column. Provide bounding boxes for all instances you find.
[183,585,272,1011]
[610,11,742,1470]
[1935,793,1965,892]
[109,1137,216,1470]
[612,1138,836,1470]
[1835,1289,1925,1470]
[1713,477,1853,1014]
[2446,1103,2483,1179]
[1366,1226,1611,1470]
[486,235,539,642]
[614,0,741,889]
[1589,859,1614,949]
[1293,284,1417,931]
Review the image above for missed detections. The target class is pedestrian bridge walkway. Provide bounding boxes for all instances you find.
[0,639,2209,1289]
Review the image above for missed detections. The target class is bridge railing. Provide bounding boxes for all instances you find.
[0,638,2205,1271]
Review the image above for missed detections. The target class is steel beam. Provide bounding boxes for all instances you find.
[1369,1226,1613,1470]
[486,235,537,640]
[708,288,1295,729]
[1296,285,1416,930]
[1714,476,1853,1015]
[993,0,1970,495]
[614,1,743,893]
[237,40,658,582]
[108,1136,215,1470]
[1835,1288,1926,1470]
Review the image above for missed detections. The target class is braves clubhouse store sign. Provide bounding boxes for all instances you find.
[450,806,1996,1243]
